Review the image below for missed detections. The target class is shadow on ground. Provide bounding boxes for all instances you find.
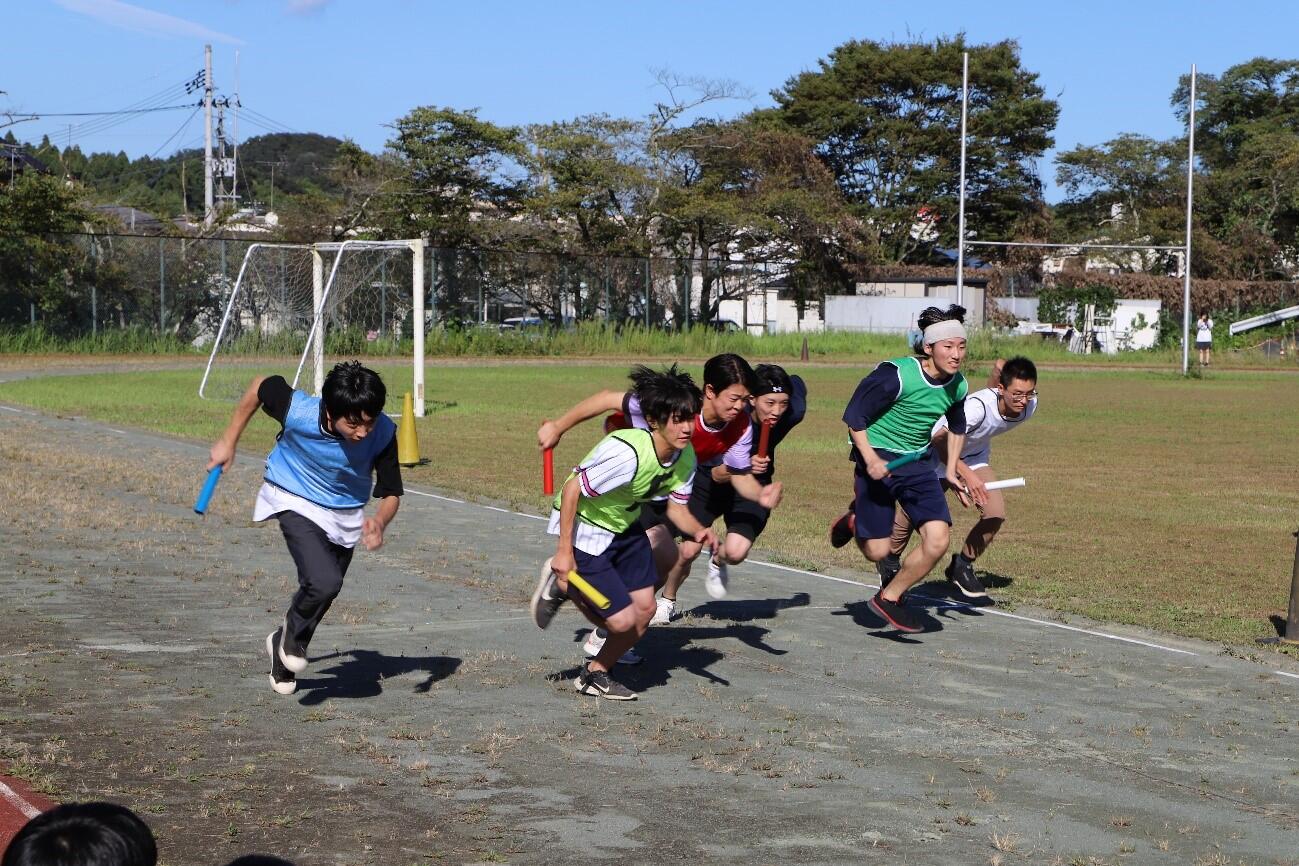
[295,649,461,705]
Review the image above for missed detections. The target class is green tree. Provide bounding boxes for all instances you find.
[0,172,92,328]
[383,106,526,246]
[656,119,860,321]
[766,35,1058,264]
[1172,59,1299,279]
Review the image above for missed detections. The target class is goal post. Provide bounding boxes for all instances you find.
[200,238,427,416]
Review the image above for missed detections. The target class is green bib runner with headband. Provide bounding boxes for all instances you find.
[553,428,696,535]
[866,356,968,455]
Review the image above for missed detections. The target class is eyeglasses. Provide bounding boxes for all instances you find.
[1005,389,1038,401]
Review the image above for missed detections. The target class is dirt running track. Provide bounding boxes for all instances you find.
[0,391,1297,865]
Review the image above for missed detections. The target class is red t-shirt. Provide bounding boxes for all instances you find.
[609,393,752,468]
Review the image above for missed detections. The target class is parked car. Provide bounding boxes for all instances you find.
[499,316,545,331]
[705,318,742,333]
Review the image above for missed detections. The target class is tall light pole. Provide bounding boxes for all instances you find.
[1181,65,1197,376]
[956,51,969,308]
[203,44,214,227]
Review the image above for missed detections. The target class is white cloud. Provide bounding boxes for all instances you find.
[52,0,245,45]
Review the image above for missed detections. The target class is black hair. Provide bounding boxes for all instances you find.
[628,364,703,430]
[999,356,1037,386]
[321,361,387,422]
[1,802,157,866]
[911,304,968,354]
[752,364,792,398]
[702,353,758,396]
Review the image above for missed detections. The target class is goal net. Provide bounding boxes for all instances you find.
[199,240,426,414]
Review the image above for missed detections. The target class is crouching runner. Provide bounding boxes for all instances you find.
[530,365,716,700]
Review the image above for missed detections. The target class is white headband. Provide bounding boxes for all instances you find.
[923,320,967,344]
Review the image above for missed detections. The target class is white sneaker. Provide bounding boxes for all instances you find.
[649,596,677,626]
[581,628,643,665]
[704,554,729,599]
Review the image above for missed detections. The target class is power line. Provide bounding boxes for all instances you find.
[17,103,199,119]
[148,109,201,160]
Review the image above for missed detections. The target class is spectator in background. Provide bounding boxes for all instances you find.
[1,803,155,866]
[1196,313,1214,366]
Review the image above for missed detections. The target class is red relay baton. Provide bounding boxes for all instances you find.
[757,418,773,459]
[542,448,555,496]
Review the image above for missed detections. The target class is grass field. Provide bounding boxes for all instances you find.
[2,357,1296,651]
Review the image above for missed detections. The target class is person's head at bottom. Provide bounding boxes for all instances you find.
[2,803,156,866]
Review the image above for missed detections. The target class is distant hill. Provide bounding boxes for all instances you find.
[7,131,348,221]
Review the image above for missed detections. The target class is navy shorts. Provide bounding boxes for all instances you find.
[688,471,769,542]
[1195,340,1211,350]
[572,527,657,618]
[853,453,951,540]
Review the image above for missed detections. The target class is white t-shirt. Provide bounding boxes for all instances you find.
[253,482,364,547]
[546,435,692,555]
[1197,319,1214,342]
[932,387,1036,471]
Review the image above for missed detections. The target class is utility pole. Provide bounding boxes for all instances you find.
[256,161,283,211]
[203,44,214,227]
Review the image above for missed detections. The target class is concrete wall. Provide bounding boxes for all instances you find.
[994,297,1039,321]
[717,290,823,334]
[825,296,944,332]
[826,288,985,332]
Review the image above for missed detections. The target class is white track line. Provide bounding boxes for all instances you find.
[0,780,42,820]
[751,556,1199,656]
[406,490,465,504]
[400,485,1210,659]
[0,411,1281,675]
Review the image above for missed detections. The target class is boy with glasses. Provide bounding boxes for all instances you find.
[846,356,1039,601]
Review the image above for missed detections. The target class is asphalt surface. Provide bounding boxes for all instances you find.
[0,387,1296,865]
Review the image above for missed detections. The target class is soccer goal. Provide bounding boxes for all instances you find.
[199,239,427,416]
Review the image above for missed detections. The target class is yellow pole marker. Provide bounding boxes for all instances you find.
[567,570,611,610]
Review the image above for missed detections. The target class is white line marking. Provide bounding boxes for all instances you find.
[0,779,42,820]
[0,408,1246,667]
[0,405,36,416]
[748,558,875,589]
[741,557,1200,656]
[406,490,464,504]
[974,609,1199,656]
[1275,670,1299,681]
[106,428,129,435]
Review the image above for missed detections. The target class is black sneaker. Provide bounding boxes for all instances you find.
[945,555,988,600]
[266,629,297,695]
[866,591,924,633]
[877,553,901,587]
[573,662,638,700]
[530,558,567,629]
[829,510,856,548]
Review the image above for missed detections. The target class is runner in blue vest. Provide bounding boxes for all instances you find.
[207,362,402,695]
[838,305,971,633]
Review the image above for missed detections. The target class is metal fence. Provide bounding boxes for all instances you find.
[1,232,808,342]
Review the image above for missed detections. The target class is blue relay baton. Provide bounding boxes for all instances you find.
[194,465,223,515]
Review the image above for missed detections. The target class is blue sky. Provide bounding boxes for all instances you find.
[5,0,1298,201]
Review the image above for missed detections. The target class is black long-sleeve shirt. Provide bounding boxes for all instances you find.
[750,374,807,483]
